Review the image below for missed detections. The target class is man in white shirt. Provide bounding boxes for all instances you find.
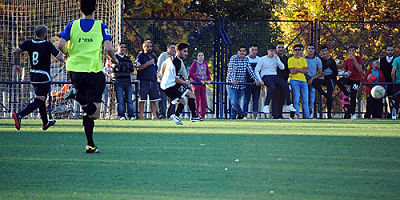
[160,43,199,125]
[255,44,296,116]
[157,42,176,119]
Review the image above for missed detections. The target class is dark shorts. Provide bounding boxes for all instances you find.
[162,83,190,100]
[70,72,105,104]
[31,73,50,96]
[139,80,160,101]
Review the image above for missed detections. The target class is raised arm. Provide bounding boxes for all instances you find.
[104,40,118,65]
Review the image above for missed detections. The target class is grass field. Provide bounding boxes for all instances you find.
[0,119,400,200]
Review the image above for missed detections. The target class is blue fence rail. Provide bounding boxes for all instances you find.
[1,81,399,119]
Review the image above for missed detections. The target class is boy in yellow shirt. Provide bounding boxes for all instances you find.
[288,44,311,119]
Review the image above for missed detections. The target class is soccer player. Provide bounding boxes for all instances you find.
[12,25,64,131]
[159,43,200,125]
[56,0,119,153]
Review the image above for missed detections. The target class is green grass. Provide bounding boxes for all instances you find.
[1,119,400,200]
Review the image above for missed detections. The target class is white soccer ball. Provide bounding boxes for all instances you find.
[371,85,386,99]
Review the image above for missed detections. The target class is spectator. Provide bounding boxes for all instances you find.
[311,45,338,119]
[112,42,135,120]
[305,44,323,118]
[271,41,291,119]
[363,60,385,118]
[390,53,400,115]
[226,45,262,119]
[288,44,311,119]
[254,44,296,117]
[189,51,211,120]
[380,45,395,96]
[136,40,160,119]
[243,44,261,119]
[336,45,364,119]
[157,42,176,119]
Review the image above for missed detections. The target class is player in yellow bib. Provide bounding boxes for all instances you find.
[57,0,118,153]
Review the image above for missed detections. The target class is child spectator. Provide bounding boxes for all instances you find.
[363,60,385,118]
[189,52,211,120]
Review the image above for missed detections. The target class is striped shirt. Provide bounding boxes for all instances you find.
[226,55,260,89]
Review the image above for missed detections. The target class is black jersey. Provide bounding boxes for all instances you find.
[18,39,60,73]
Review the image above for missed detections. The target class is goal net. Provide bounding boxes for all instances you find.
[0,0,122,119]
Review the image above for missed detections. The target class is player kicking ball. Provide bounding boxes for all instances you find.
[12,25,64,131]
[159,43,200,125]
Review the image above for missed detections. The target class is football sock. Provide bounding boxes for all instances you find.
[37,99,48,125]
[188,98,196,117]
[167,103,175,117]
[18,98,41,118]
[175,103,184,117]
[83,115,95,147]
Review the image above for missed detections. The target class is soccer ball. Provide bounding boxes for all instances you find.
[367,74,377,83]
[371,85,386,99]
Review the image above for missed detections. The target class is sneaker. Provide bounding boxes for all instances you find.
[42,120,56,131]
[263,105,270,114]
[285,104,297,112]
[129,116,136,120]
[199,117,205,121]
[351,114,357,119]
[63,85,76,100]
[119,116,127,120]
[191,117,200,122]
[171,114,183,125]
[294,114,301,119]
[243,117,248,120]
[12,113,21,130]
[85,145,100,153]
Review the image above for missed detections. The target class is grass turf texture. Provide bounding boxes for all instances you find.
[0,119,399,200]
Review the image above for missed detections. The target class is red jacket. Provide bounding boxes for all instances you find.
[189,61,211,83]
[362,69,385,94]
[344,56,363,81]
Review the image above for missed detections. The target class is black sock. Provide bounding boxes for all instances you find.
[188,98,196,118]
[167,103,175,118]
[37,100,48,125]
[83,115,95,147]
[18,99,41,117]
[175,103,184,117]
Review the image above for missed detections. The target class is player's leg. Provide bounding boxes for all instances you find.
[35,83,56,130]
[71,72,105,153]
[184,88,200,121]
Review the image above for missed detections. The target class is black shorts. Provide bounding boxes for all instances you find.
[31,73,50,96]
[162,83,190,100]
[139,80,160,101]
[70,72,105,104]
